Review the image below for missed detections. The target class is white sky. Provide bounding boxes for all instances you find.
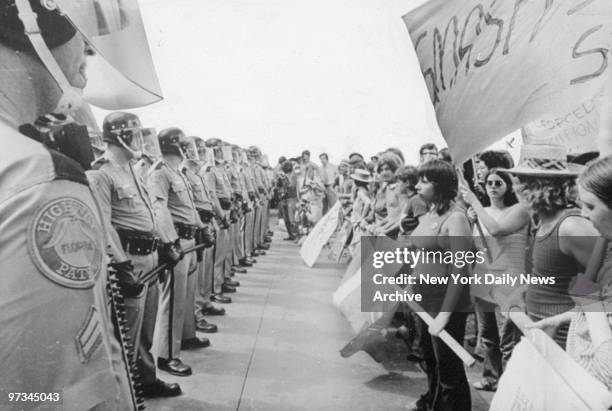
[94,0,446,165]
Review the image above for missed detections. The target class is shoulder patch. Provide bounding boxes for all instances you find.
[91,157,109,170]
[49,149,89,185]
[28,197,104,288]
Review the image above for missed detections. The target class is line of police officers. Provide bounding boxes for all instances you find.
[0,1,273,408]
[88,112,275,398]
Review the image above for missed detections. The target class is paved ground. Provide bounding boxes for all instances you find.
[148,225,492,410]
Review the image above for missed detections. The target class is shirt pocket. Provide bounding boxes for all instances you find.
[115,184,138,206]
[171,180,190,204]
[191,181,205,201]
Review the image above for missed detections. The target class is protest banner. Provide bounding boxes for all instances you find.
[598,74,612,156]
[491,329,612,410]
[299,202,341,267]
[333,268,374,334]
[522,91,603,155]
[403,0,612,163]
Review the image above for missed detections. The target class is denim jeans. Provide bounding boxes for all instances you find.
[417,312,471,411]
[475,297,522,383]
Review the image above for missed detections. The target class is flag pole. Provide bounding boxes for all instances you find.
[456,163,493,263]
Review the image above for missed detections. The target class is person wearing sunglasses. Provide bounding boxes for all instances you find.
[459,168,530,392]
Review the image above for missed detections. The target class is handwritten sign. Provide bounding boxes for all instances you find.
[522,91,603,154]
[403,0,612,163]
[491,329,612,410]
[300,202,341,267]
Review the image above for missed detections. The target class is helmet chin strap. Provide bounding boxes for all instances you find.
[117,135,142,160]
[15,0,83,114]
[178,146,187,160]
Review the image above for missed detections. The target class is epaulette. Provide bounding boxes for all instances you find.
[152,159,165,171]
[48,149,89,186]
[91,156,109,170]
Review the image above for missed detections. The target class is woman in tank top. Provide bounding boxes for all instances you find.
[504,144,598,348]
[528,155,612,389]
[407,160,472,411]
[460,168,530,391]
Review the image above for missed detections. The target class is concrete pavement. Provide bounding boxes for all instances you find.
[148,225,491,410]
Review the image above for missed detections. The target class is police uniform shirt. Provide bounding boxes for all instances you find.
[182,165,214,212]
[242,165,257,196]
[252,163,266,192]
[0,122,132,409]
[237,165,251,199]
[149,161,199,226]
[88,155,157,234]
[205,163,232,200]
[226,163,242,195]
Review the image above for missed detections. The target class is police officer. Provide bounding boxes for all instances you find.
[88,112,181,398]
[0,0,161,408]
[249,146,272,252]
[224,143,248,274]
[204,138,240,300]
[233,145,257,267]
[149,128,209,377]
[242,150,264,259]
[195,139,233,306]
[180,136,222,332]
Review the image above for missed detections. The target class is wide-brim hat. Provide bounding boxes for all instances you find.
[500,144,584,177]
[350,168,371,183]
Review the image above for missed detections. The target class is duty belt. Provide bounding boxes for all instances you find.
[198,208,214,223]
[174,222,198,240]
[218,197,232,210]
[117,229,160,256]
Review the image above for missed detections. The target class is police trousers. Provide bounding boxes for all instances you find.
[153,238,197,360]
[232,215,245,264]
[195,246,215,322]
[213,228,231,293]
[128,252,159,386]
[244,209,255,256]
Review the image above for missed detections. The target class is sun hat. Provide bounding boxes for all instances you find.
[501,144,584,177]
[350,168,372,183]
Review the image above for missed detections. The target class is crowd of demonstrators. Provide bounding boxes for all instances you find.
[282,141,612,410]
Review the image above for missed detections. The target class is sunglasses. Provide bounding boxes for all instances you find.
[486,179,504,188]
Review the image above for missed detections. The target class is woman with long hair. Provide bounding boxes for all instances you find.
[407,160,473,411]
[460,168,530,391]
[504,145,599,348]
[528,154,612,389]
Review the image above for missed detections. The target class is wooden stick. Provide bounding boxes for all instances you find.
[412,309,476,367]
[456,166,493,263]
[402,294,476,367]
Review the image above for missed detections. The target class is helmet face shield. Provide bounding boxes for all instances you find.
[181,140,200,162]
[196,141,206,161]
[53,0,163,109]
[125,127,144,151]
[89,130,106,157]
[142,127,161,160]
[232,148,241,162]
[202,147,215,165]
[221,146,233,162]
